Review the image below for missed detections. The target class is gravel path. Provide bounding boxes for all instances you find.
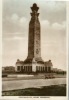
[2,78,66,91]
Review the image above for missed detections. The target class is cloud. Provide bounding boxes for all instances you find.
[52,21,66,30]
[41,20,50,29]
[19,17,28,29]
[46,1,66,12]
[41,20,66,70]
[3,0,66,23]
[41,19,66,33]
[3,14,28,37]
[3,1,66,35]
[19,17,27,24]
[11,13,19,23]
[3,35,27,41]
[14,36,26,40]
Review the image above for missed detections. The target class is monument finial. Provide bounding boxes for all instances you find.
[31,3,39,12]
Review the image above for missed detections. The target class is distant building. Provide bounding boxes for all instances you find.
[2,66,15,73]
[51,68,66,74]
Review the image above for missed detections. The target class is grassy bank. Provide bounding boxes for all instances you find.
[2,84,66,96]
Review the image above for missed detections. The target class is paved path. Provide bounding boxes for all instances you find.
[2,78,66,91]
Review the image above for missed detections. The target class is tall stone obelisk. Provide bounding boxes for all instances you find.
[24,3,44,72]
[28,3,41,60]
[16,3,52,73]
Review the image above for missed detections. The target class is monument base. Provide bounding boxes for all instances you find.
[23,57,45,73]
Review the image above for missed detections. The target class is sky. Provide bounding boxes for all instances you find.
[2,0,66,70]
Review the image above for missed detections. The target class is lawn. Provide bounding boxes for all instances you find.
[2,84,66,96]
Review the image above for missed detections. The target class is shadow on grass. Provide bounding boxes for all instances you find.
[2,84,66,96]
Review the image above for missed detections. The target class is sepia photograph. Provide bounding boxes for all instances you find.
[2,0,67,98]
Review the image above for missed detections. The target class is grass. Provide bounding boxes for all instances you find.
[2,84,66,96]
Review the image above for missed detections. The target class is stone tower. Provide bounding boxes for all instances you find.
[28,3,41,60]
[16,3,52,73]
[24,3,44,63]
[24,3,44,72]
